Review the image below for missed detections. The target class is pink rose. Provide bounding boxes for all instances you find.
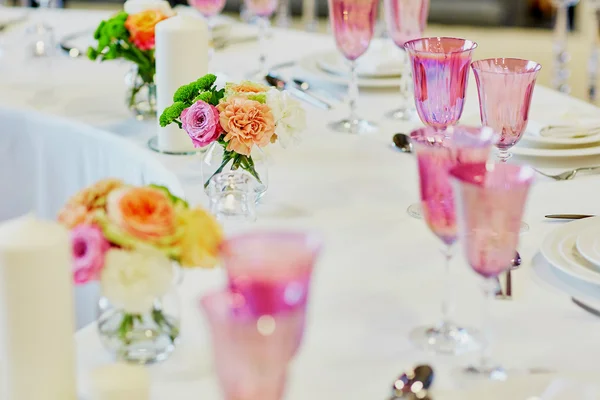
[71,225,110,285]
[181,101,223,148]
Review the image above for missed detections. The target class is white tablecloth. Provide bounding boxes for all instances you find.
[1,8,599,400]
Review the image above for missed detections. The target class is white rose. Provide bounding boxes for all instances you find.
[266,89,307,148]
[100,248,173,314]
[124,0,174,16]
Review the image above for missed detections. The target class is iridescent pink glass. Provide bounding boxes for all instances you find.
[201,290,305,400]
[383,0,430,121]
[327,0,379,134]
[404,37,478,129]
[188,0,226,17]
[220,231,322,317]
[409,125,496,355]
[471,58,541,162]
[384,0,429,47]
[450,162,534,380]
[245,0,278,16]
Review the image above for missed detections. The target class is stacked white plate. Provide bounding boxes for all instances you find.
[533,217,600,309]
[297,39,405,88]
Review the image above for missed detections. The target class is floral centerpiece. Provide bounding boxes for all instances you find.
[87,1,173,118]
[58,179,222,363]
[159,74,306,196]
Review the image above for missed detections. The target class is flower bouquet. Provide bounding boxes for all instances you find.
[87,1,173,119]
[58,179,222,363]
[159,74,306,196]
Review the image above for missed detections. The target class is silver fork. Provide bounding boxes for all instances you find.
[534,166,600,181]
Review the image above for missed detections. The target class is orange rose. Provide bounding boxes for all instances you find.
[58,178,125,229]
[217,96,275,156]
[125,9,168,51]
[106,186,176,243]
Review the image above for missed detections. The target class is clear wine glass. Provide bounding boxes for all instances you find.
[28,0,56,58]
[327,0,379,134]
[383,0,429,121]
[244,0,278,77]
[188,0,227,60]
[450,162,534,380]
[403,37,477,219]
[409,125,497,355]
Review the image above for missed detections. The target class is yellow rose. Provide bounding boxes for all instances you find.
[178,208,222,268]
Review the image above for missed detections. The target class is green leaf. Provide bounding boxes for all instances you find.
[192,74,217,92]
[247,93,266,104]
[148,184,189,209]
[192,91,212,104]
[159,102,187,127]
[87,47,98,60]
[173,84,197,103]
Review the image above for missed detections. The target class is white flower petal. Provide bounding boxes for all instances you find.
[100,249,173,314]
[266,89,306,148]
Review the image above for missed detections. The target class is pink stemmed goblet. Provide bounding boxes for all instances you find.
[220,231,322,318]
[409,125,497,355]
[201,290,305,400]
[383,0,430,121]
[328,0,379,134]
[244,0,279,77]
[450,162,534,380]
[471,58,542,163]
[403,37,477,220]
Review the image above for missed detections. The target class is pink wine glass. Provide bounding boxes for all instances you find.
[244,0,279,77]
[328,0,379,134]
[201,290,305,400]
[383,0,430,121]
[471,58,542,163]
[409,125,497,355]
[450,162,534,380]
[404,37,477,129]
[220,231,322,318]
[188,0,227,61]
[403,36,477,220]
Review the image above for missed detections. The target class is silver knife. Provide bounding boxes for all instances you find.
[545,214,595,220]
[265,74,332,110]
[572,298,600,318]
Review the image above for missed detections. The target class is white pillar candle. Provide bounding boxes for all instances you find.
[0,214,76,400]
[89,363,150,400]
[155,15,209,153]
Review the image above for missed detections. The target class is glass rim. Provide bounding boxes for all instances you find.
[219,230,323,259]
[409,125,499,148]
[448,162,536,189]
[471,58,542,75]
[403,36,478,55]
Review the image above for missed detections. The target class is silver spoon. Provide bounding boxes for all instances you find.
[292,78,343,102]
[392,133,413,153]
[390,365,434,399]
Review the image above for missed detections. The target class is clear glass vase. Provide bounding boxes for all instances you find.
[201,142,269,200]
[97,286,180,364]
[124,65,157,120]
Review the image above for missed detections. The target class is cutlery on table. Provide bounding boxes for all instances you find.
[265,73,332,110]
[572,297,600,318]
[392,133,412,153]
[213,35,259,50]
[292,77,344,102]
[389,364,434,400]
[534,166,600,181]
[544,214,595,220]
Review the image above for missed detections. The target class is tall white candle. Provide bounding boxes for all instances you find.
[155,15,209,153]
[89,363,150,400]
[0,214,76,400]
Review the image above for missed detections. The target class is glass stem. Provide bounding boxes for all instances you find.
[207,21,215,64]
[478,278,497,372]
[258,16,270,77]
[439,244,454,332]
[398,51,413,111]
[348,59,359,133]
[497,149,511,163]
[553,2,570,93]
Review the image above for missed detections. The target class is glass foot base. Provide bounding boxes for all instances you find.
[147,136,205,155]
[463,364,508,381]
[410,324,480,355]
[520,221,529,233]
[328,119,377,134]
[407,203,422,219]
[385,107,418,121]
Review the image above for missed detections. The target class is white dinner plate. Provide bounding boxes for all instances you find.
[521,120,600,147]
[540,217,600,285]
[298,52,400,88]
[0,7,27,27]
[510,141,600,158]
[575,227,600,269]
[439,373,599,400]
[316,39,406,79]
